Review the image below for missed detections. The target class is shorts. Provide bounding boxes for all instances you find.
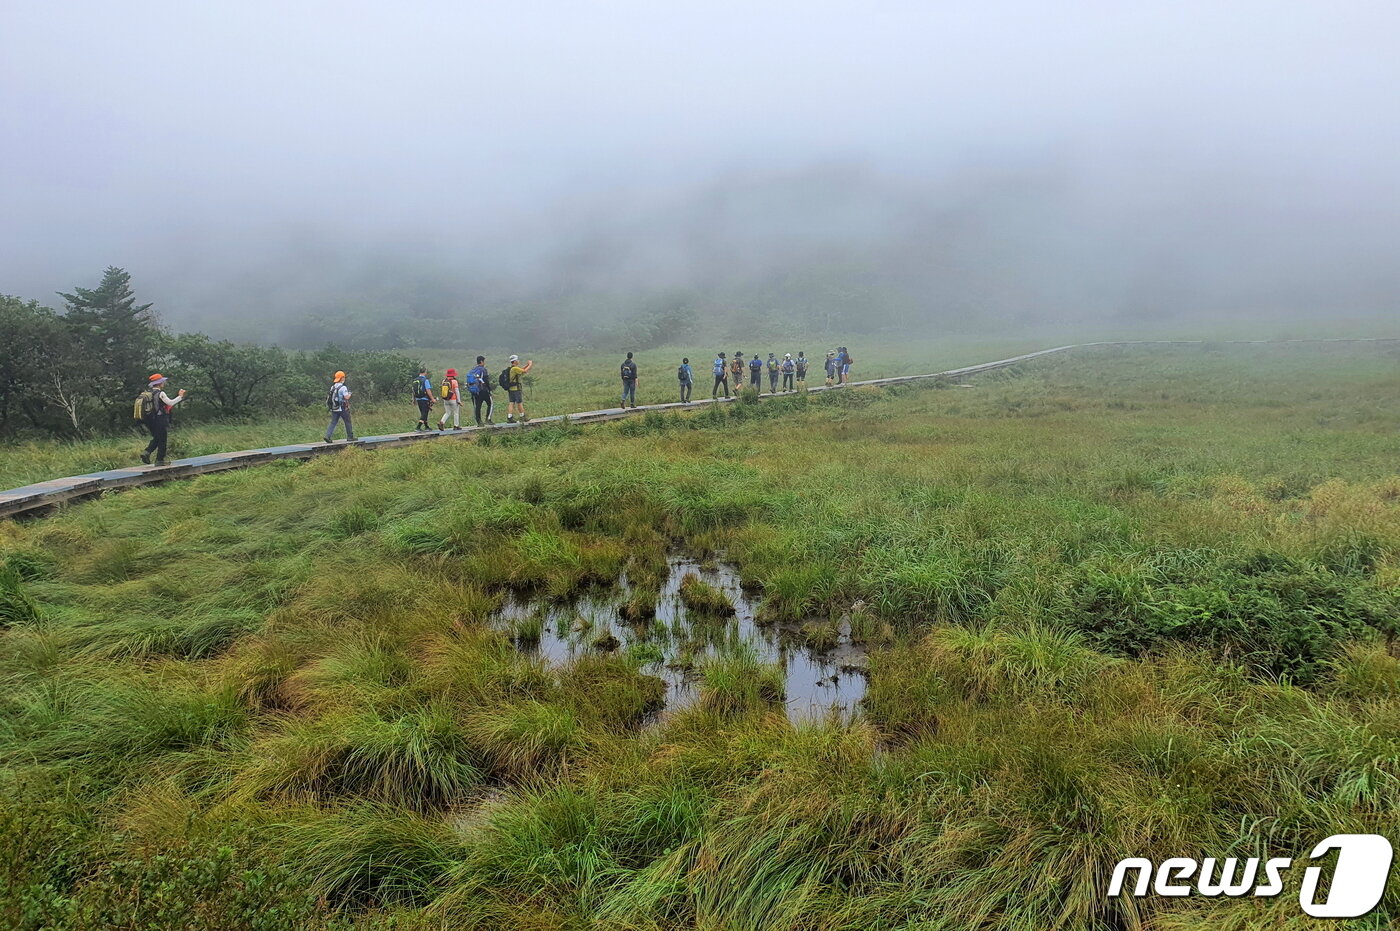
[508,389,524,403]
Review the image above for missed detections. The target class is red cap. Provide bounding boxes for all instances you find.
[446,368,458,378]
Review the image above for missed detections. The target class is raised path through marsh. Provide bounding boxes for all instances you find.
[2,338,1394,519]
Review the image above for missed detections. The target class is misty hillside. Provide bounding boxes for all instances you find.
[130,163,1399,351]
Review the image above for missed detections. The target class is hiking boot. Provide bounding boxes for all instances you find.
[155,459,169,466]
[139,451,151,464]
[452,426,462,431]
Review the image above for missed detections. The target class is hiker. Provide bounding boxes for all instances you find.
[824,351,836,387]
[504,354,533,422]
[766,353,779,392]
[749,353,763,390]
[712,352,729,399]
[620,351,639,408]
[781,353,796,391]
[136,373,187,465]
[729,352,745,392]
[678,357,693,403]
[795,351,808,387]
[324,371,356,443]
[437,368,462,430]
[840,346,853,383]
[413,368,434,431]
[467,355,494,426]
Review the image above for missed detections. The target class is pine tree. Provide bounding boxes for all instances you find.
[57,267,163,430]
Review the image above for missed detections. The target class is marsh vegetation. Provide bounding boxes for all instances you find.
[1,343,1398,929]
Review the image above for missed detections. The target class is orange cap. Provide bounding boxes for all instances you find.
[334,371,346,381]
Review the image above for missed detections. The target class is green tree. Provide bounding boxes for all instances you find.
[0,296,64,436]
[57,267,162,430]
[167,333,289,419]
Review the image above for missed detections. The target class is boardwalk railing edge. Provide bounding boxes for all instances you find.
[2,337,1395,519]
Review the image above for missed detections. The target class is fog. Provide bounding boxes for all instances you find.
[3,1,1398,348]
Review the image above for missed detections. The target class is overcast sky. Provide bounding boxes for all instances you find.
[3,1,1398,328]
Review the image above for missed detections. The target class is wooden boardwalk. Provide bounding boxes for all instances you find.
[2,338,1393,519]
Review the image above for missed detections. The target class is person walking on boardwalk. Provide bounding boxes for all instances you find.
[840,346,853,384]
[795,351,808,387]
[766,353,780,392]
[413,368,435,431]
[729,352,745,392]
[824,350,836,387]
[749,352,763,391]
[437,368,463,430]
[678,357,694,403]
[467,355,494,426]
[620,351,639,408]
[781,353,796,392]
[136,373,187,465]
[505,355,533,423]
[712,352,729,399]
[324,371,356,443]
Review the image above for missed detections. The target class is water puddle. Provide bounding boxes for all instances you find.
[496,555,867,722]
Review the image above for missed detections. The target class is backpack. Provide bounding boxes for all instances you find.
[413,377,430,400]
[326,384,341,412]
[750,358,762,372]
[621,361,637,380]
[782,359,795,373]
[465,368,481,393]
[678,365,689,380]
[767,358,778,371]
[796,358,808,374]
[133,388,160,422]
[714,359,725,376]
[439,380,451,400]
[499,367,512,391]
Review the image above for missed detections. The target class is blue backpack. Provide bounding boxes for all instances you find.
[750,358,763,372]
[713,358,725,376]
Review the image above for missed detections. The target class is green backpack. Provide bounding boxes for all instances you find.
[132,388,160,422]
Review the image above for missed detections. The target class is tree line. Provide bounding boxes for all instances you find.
[0,268,420,439]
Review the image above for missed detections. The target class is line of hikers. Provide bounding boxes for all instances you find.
[323,354,535,442]
[696,347,853,401]
[629,347,853,406]
[133,345,853,461]
[408,355,534,433]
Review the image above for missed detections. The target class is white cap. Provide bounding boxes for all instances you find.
[509,354,519,363]
[784,353,792,358]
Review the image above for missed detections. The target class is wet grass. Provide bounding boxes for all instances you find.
[676,573,735,616]
[1,342,1399,929]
